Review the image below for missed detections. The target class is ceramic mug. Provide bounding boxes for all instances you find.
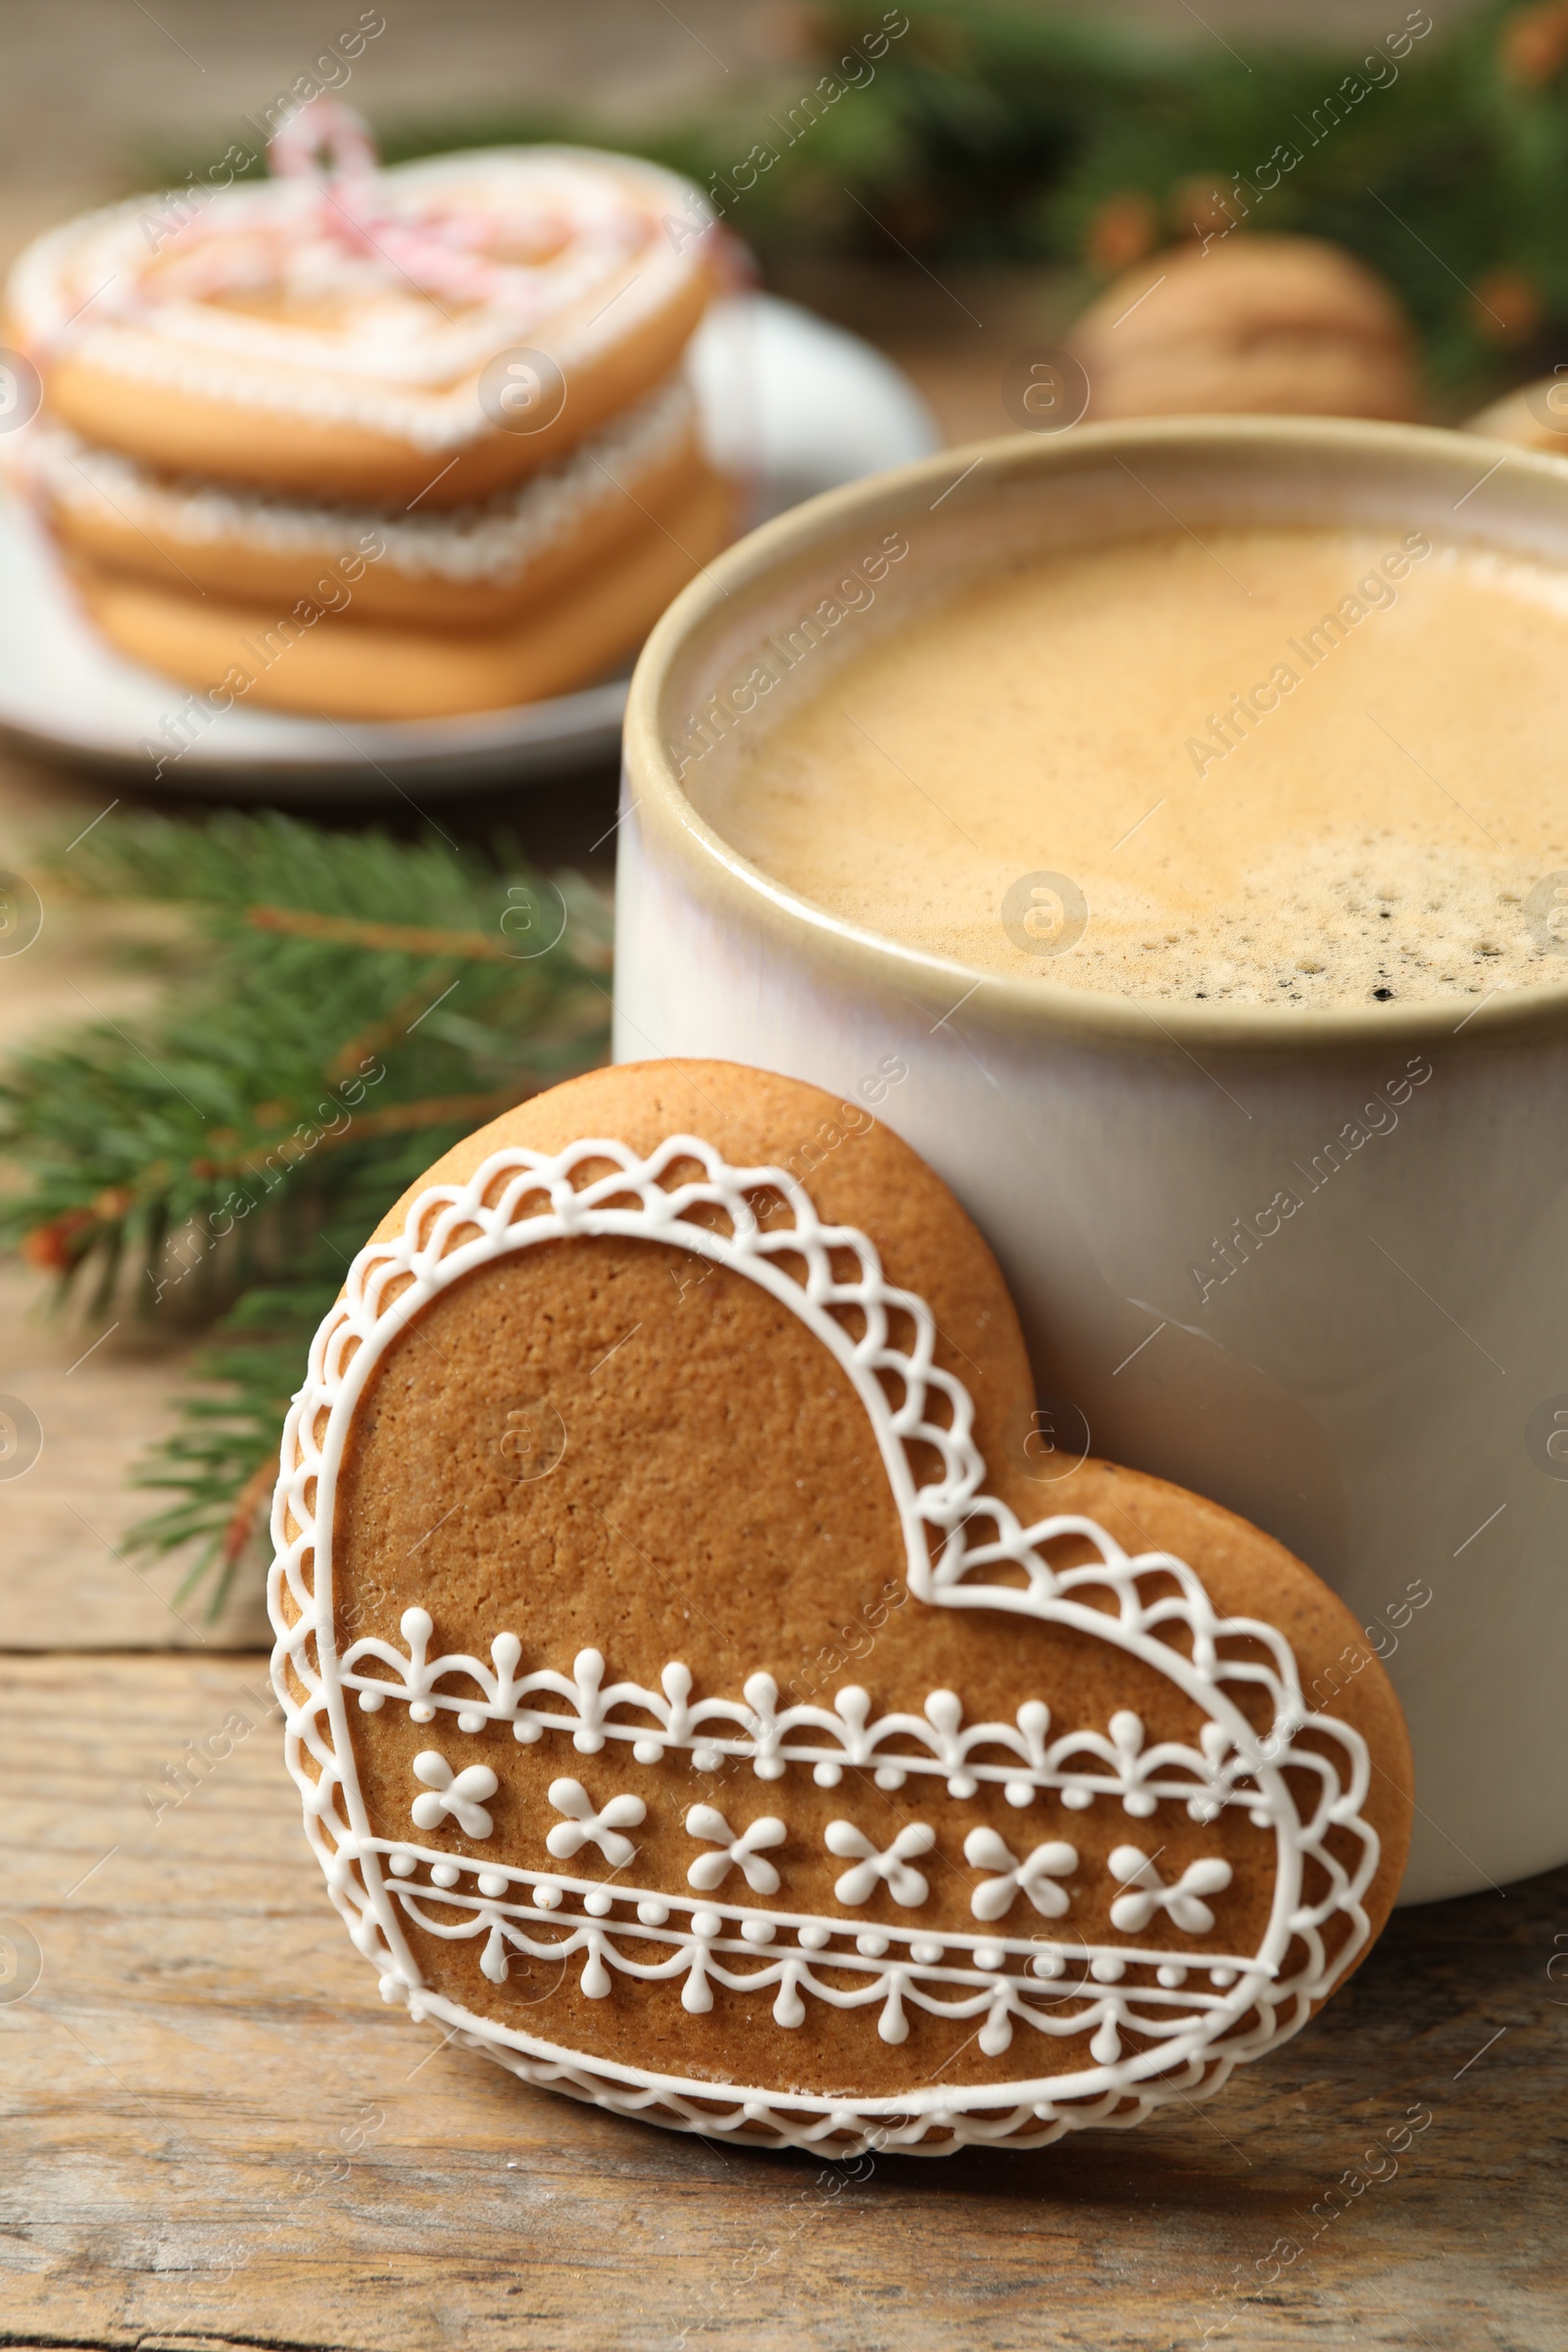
[615,416,1568,1905]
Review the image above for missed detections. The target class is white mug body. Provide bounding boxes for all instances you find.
[616,417,1568,1904]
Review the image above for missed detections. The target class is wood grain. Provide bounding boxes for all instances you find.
[0,735,273,1652]
[0,1651,1562,2352]
[0,1262,274,1651]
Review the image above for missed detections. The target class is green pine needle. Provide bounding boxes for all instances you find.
[0,810,612,1615]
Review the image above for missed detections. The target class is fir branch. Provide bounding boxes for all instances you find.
[244,903,610,963]
[1,809,612,1614]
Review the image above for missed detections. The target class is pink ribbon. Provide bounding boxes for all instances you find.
[137,96,645,321]
[267,95,380,187]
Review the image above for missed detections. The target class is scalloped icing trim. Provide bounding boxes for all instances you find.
[268,1133,1381,2157]
[20,371,696,584]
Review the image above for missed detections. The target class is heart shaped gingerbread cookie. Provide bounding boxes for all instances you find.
[270,1060,1411,2156]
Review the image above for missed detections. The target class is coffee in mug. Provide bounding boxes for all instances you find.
[693,525,1568,1006]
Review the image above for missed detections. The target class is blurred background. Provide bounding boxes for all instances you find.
[0,0,1548,441]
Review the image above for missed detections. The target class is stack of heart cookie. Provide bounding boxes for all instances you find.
[3,103,729,719]
[270,1056,1413,2157]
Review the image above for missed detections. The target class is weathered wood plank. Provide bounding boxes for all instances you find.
[0,1260,272,1652]
[0,1652,1562,2350]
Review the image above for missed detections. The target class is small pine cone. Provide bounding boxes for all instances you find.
[1473,267,1543,344]
[1086,191,1159,273]
[1501,0,1568,84]
[22,1207,96,1273]
[1170,174,1241,240]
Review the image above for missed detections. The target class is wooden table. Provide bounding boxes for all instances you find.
[1,1643,1563,2349]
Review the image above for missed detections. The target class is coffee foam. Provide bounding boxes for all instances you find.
[697,527,1568,1007]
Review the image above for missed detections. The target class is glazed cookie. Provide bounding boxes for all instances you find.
[6,112,714,507]
[70,466,731,719]
[26,373,711,629]
[270,1060,1412,2156]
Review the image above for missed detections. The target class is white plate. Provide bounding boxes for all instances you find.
[0,296,937,802]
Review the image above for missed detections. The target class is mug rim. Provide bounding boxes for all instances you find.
[624,413,1568,1057]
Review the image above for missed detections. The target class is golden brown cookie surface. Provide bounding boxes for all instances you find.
[29,374,708,629]
[270,1061,1411,2154]
[68,466,732,720]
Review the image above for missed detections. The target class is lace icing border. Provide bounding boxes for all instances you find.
[268,1133,1381,2155]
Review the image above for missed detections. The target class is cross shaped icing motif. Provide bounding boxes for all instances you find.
[962,1828,1079,1921]
[410,1751,499,1839]
[684,1805,787,1893]
[1108,1845,1235,1936]
[545,1778,647,1868]
[824,1819,936,1908]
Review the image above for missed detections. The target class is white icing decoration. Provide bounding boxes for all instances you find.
[544,1779,645,1868]
[368,1803,1270,2071]
[19,373,694,586]
[410,1751,498,1839]
[684,1806,786,1895]
[10,149,710,451]
[824,1820,936,1909]
[962,1830,1078,1922]
[342,1614,1262,1818]
[1108,1848,1235,1937]
[270,1132,1383,2157]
